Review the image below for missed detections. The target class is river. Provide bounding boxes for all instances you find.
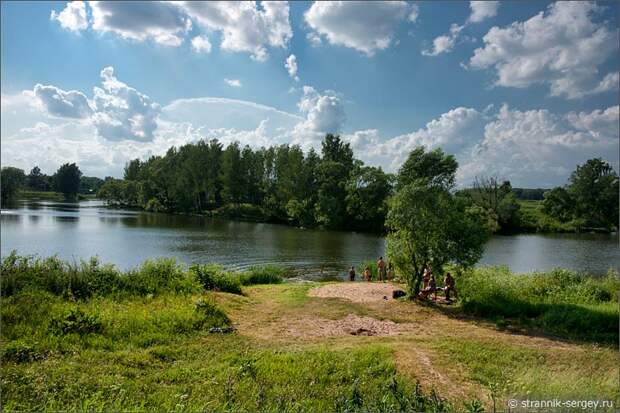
[1,200,618,278]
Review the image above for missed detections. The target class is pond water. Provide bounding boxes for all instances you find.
[1,200,618,278]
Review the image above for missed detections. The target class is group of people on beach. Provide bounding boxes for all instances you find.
[348,257,394,282]
[348,259,457,301]
[419,266,457,301]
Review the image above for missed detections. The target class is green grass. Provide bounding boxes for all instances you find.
[458,266,619,343]
[429,337,618,409]
[1,254,451,412]
[1,252,285,299]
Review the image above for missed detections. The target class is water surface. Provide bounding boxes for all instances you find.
[2,200,618,278]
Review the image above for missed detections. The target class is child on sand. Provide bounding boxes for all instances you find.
[349,266,356,282]
[363,266,371,281]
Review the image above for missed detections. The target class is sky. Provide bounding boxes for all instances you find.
[1,1,618,187]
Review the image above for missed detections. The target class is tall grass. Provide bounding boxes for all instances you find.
[458,266,619,342]
[1,252,286,299]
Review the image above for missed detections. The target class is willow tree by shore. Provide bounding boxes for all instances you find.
[386,148,489,297]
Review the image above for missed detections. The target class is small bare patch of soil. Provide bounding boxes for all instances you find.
[308,282,403,303]
[281,313,413,339]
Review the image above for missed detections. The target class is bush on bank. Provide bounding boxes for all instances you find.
[458,266,619,343]
[1,252,285,299]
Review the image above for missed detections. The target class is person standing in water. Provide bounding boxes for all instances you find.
[349,266,356,282]
[377,257,386,282]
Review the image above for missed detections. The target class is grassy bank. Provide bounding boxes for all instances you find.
[1,254,618,411]
[458,266,619,343]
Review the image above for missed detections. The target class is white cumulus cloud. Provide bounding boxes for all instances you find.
[92,67,161,141]
[191,35,212,53]
[304,1,413,56]
[27,84,93,119]
[224,78,242,88]
[89,1,191,46]
[50,1,88,32]
[468,1,499,23]
[468,1,619,99]
[285,54,299,81]
[179,1,292,61]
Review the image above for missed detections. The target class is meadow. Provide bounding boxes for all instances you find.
[1,253,618,411]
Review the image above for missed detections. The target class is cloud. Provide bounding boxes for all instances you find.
[88,1,191,46]
[468,1,619,99]
[304,1,413,56]
[91,67,161,141]
[408,4,419,23]
[293,86,346,145]
[179,1,292,61]
[422,24,463,56]
[224,78,242,88]
[423,1,499,57]
[28,84,93,119]
[285,54,299,81]
[191,35,212,53]
[50,1,88,32]
[468,1,499,23]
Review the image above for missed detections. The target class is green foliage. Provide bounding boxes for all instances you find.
[189,264,243,295]
[1,166,25,203]
[50,307,103,335]
[239,265,285,285]
[396,147,458,190]
[54,163,82,198]
[1,340,45,363]
[386,154,489,296]
[0,252,200,298]
[459,267,619,342]
[97,179,142,207]
[542,159,618,231]
[194,297,230,328]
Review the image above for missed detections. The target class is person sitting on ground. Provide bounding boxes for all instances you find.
[443,272,456,301]
[419,273,437,300]
[348,266,356,282]
[377,256,386,282]
[387,262,395,280]
[363,266,371,281]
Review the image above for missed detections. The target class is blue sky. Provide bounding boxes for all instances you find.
[1,1,618,187]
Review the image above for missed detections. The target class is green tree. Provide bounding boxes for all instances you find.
[26,166,48,191]
[386,147,489,296]
[54,163,82,199]
[568,158,618,229]
[542,187,574,222]
[1,167,25,203]
[220,142,244,205]
[396,147,457,190]
[346,165,392,232]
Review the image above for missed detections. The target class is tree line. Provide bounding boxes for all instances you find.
[2,134,616,234]
[97,134,392,232]
[0,163,104,203]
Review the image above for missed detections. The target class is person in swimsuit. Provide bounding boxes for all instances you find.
[348,266,356,282]
[377,257,386,282]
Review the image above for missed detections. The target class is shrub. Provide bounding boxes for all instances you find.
[458,266,619,342]
[50,307,103,335]
[195,298,230,328]
[239,265,284,285]
[1,340,45,363]
[122,258,200,295]
[189,264,242,295]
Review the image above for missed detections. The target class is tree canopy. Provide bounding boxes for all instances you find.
[54,163,82,199]
[386,148,489,296]
[1,167,25,204]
